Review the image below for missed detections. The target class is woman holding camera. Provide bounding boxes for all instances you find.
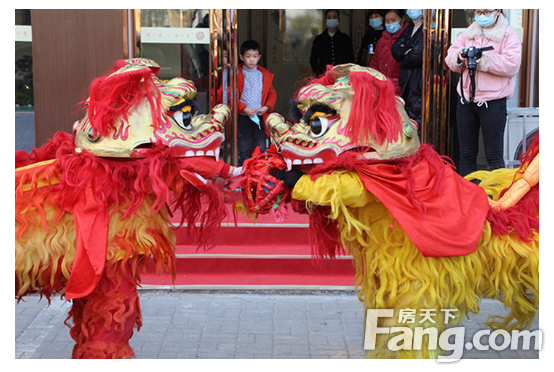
[446,9,521,176]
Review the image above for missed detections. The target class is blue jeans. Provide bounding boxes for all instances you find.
[456,97,507,176]
[237,115,267,166]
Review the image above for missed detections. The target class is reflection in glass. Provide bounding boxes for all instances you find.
[141,9,210,113]
[16,42,33,109]
[16,10,33,110]
[284,10,321,65]
[141,9,208,28]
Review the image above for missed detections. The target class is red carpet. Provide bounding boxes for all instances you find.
[140,199,356,289]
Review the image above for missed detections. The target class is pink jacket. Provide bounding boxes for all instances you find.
[446,13,521,103]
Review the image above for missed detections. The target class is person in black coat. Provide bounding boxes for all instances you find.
[391,9,424,127]
[310,9,355,76]
[357,10,385,66]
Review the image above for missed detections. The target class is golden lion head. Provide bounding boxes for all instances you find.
[267,64,419,169]
[73,58,229,160]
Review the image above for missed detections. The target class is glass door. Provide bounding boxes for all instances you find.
[140,9,211,112]
[139,9,241,165]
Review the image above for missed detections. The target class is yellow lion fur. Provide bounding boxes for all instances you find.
[465,168,522,200]
[293,169,538,358]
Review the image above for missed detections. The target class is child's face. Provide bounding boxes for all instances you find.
[240,49,261,69]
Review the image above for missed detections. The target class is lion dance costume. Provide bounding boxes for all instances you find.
[238,64,539,358]
[15,58,240,358]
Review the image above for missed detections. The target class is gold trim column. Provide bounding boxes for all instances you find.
[228,9,239,166]
[125,9,141,58]
[209,10,222,110]
[422,9,451,155]
[209,9,239,166]
[519,9,539,108]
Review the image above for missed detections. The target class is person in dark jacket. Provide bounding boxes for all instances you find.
[391,9,424,127]
[310,9,355,76]
[357,10,385,66]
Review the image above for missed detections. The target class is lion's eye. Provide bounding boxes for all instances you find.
[86,126,101,142]
[172,109,193,131]
[309,116,332,138]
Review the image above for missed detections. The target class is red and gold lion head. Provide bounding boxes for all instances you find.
[73,58,229,160]
[267,64,419,169]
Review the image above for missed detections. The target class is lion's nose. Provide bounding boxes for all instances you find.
[266,113,288,135]
[211,104,231,122]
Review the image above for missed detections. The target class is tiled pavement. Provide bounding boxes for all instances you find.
[15,290,540,359]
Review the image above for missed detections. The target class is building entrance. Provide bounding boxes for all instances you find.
[18,9,536,169]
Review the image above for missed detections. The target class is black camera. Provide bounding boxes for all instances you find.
[461,46,494,69]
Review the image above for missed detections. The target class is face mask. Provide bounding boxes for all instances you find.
[475,13,497,28]
[386,22,401,34]
[407,9,423,20]
[369,18,382,29]
[326,19,339,29]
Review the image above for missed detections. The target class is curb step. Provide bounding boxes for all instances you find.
[142,255,356,288]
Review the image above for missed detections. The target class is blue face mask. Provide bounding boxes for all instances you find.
[369,17,382,29]
[475,13,497,28]
[386,22,402,34]
[407,9,423,20]
[326,19,339,29]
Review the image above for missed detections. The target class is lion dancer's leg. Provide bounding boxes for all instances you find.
[489,154,539,211]
[65,261,141,359]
